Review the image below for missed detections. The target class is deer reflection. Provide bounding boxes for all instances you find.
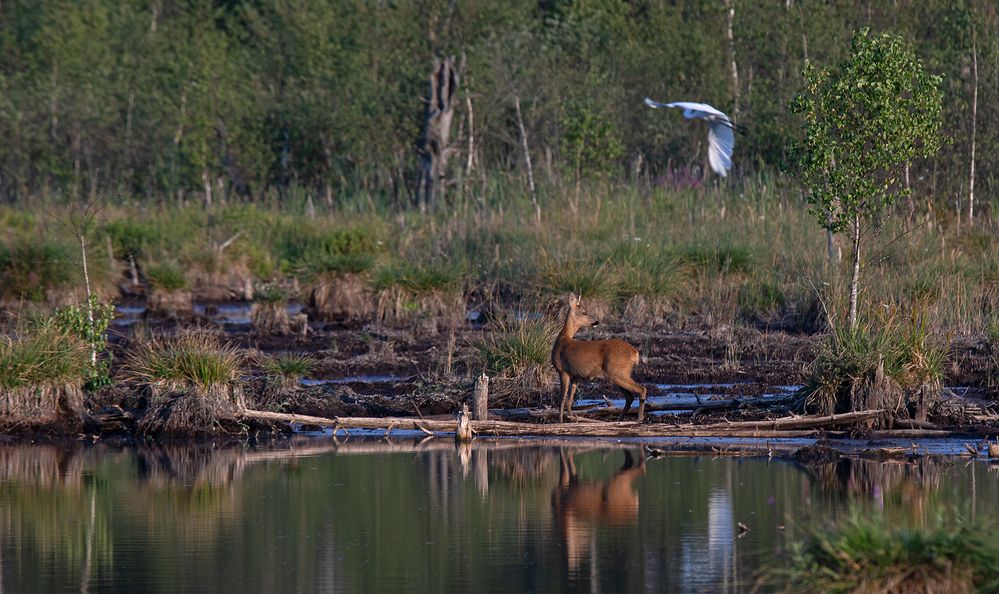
[551,448,646,576]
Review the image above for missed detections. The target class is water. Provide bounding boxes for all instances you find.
[0,439,995,593]
[113,301,305,327]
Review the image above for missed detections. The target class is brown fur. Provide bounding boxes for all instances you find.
[551,294,647,422]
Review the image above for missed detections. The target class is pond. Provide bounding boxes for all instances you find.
[0,438,995,593]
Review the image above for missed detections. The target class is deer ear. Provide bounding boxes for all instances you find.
[568,293,579,307]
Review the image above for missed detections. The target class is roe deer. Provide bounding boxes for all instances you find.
[551,448,646,575]
[551,294,647,422]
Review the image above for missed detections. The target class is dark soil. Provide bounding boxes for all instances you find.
[16,298,998,438]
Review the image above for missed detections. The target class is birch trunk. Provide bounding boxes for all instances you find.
[969,24,978,225]
[848,212,861,330]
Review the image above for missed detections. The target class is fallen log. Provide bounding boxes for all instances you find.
[238,408,887,438]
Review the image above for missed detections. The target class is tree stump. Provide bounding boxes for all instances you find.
[473,374,489,421]
[455,403,473,443]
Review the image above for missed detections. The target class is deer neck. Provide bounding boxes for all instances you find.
[558,314,581,342]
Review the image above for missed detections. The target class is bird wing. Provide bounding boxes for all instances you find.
[644,97,672,109]
[665,101,729,120]
[707,120,735,177]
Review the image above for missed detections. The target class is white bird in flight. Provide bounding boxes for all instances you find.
[644,98,740,177]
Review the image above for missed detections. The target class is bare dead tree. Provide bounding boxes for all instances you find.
[416,54,463,212]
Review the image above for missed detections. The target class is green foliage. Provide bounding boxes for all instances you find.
[279,226,379,278]
[793,28,944,233]
[0,238,74,301]
[541,255,617,300]
[738,278,786,320]
[0,322,91,390]
[124,333,242,389]
[561,99,624,179]
[146,263,187,291]
[774,514,999,593]
[103,220,162,259]
[52,296,115,389]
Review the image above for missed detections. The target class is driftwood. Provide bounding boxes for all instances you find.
[239,408,889,439]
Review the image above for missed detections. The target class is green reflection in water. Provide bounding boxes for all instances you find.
[0,439,995,593]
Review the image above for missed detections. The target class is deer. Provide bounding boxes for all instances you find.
[551,448,647,575]
[551,294,647,422]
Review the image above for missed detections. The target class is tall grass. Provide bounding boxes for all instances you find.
[2,175,996,337]
[772,514,999,593]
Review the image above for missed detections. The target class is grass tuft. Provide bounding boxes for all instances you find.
[772,514,999,594]
[473,317,558,403]
[0,322,90,390]
[124,332,242,388]
[261,353,315,383]
[802,305,945,423]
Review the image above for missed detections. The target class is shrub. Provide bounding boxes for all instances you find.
[52,296,116,389]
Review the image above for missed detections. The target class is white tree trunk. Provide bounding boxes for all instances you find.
[848,213,861,330]
[513,95,539,222]
[969,24,978,225]
[723,0,740,119]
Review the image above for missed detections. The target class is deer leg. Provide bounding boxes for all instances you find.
[559,372,571,423]
[567,382,579,414]
[612,377,647,422]
[618,387,635,420]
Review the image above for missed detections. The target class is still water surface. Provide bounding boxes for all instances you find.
[0,438,994,593]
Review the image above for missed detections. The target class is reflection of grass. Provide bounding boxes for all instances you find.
[774,514,999,593]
